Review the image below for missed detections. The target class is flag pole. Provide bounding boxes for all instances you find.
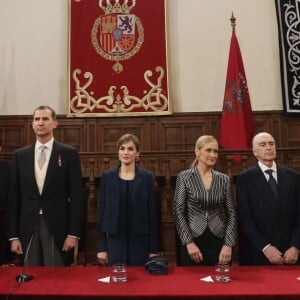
[230,12,236,31]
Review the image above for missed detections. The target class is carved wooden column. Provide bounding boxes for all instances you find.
[87,158,97,223]
[149,158,158,188]
[226,155,233,180]
[103,158,110,170]
[241,154,249,170]
[163,159,172,218]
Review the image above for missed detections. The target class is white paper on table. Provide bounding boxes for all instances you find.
[98,276,111,283]
[200,275,214,282]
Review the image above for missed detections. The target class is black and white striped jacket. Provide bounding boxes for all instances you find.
[173,167,236,247]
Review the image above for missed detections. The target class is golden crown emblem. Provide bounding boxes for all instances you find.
[99,0,136,14]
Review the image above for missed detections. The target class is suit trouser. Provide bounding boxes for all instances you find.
[25,214,64,266]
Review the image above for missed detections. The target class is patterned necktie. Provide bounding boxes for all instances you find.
[38,145,46,169]
[264,169,278,198]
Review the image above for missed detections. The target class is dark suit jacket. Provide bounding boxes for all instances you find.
[0,159,10,264]
[8,140,85,264]
[0,159,10,208]
[236,164,300,265]
[98,165,159,254]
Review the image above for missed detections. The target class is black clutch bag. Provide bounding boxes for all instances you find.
[144,255,168,275]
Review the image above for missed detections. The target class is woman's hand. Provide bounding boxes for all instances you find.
[218,245,232,264]
[186,242,203,263]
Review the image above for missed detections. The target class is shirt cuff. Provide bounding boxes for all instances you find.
[9,237,19,241]
[262,244,271,252]
[68,235,80,240]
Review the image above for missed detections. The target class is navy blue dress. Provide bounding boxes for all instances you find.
[107,178,150,266]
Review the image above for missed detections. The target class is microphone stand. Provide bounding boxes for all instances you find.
[16,234,34,283]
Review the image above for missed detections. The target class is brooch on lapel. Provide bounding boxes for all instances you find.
[58,155,62,167]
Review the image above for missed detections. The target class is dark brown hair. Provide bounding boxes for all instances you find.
[33,105,57,120]
[116,133,141,152]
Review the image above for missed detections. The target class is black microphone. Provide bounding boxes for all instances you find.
[16,234,34,283]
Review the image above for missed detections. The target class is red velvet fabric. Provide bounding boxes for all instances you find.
[1,266,300,299]
[69,0,170,116]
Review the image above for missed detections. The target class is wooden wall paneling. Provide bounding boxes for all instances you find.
[270,118,282,147]
[0,117,32,152]
[0,128,3,145]
[101,122,114,150]
[148,120,160,151]
[1,110,292,154]
[56,119,86,151]
[255,111,281,135]
[24,119,37,145]
[210,117,220,140]
[252,114,272,136]
[98,120,146,152]
[57,126,84,150]
[289,156,300,170]
[252,111,283,144]
[101,126,124,152]
[284,120,300,147]
[163,125,185,150]
[158,114,221,151]
[0,125,25,152]
[86,120,97,152]
[159,115,185,150]
[183,125,206,149]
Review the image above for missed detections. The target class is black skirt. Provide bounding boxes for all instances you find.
[181,227,223,266]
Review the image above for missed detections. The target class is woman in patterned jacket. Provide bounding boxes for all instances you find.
[173,135,236,266]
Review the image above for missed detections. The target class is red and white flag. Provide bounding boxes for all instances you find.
[219,17,255,162]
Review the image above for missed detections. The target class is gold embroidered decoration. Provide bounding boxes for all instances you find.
[70,66,168,114]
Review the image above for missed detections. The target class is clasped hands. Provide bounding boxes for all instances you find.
[264,245,299,265]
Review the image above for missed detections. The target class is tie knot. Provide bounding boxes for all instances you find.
[264,169,278,197]
[265,169,273,176]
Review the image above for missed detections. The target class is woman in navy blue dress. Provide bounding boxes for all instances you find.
[97,134,159,266]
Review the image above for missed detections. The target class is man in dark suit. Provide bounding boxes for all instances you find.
[0,142,11,264]
[0,143,10,209]
[236,132,300,265]
[8,105,85,266]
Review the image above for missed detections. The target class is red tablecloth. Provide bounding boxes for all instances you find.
[1,265,300,299]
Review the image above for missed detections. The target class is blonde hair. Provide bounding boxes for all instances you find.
[191,135,218,167]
